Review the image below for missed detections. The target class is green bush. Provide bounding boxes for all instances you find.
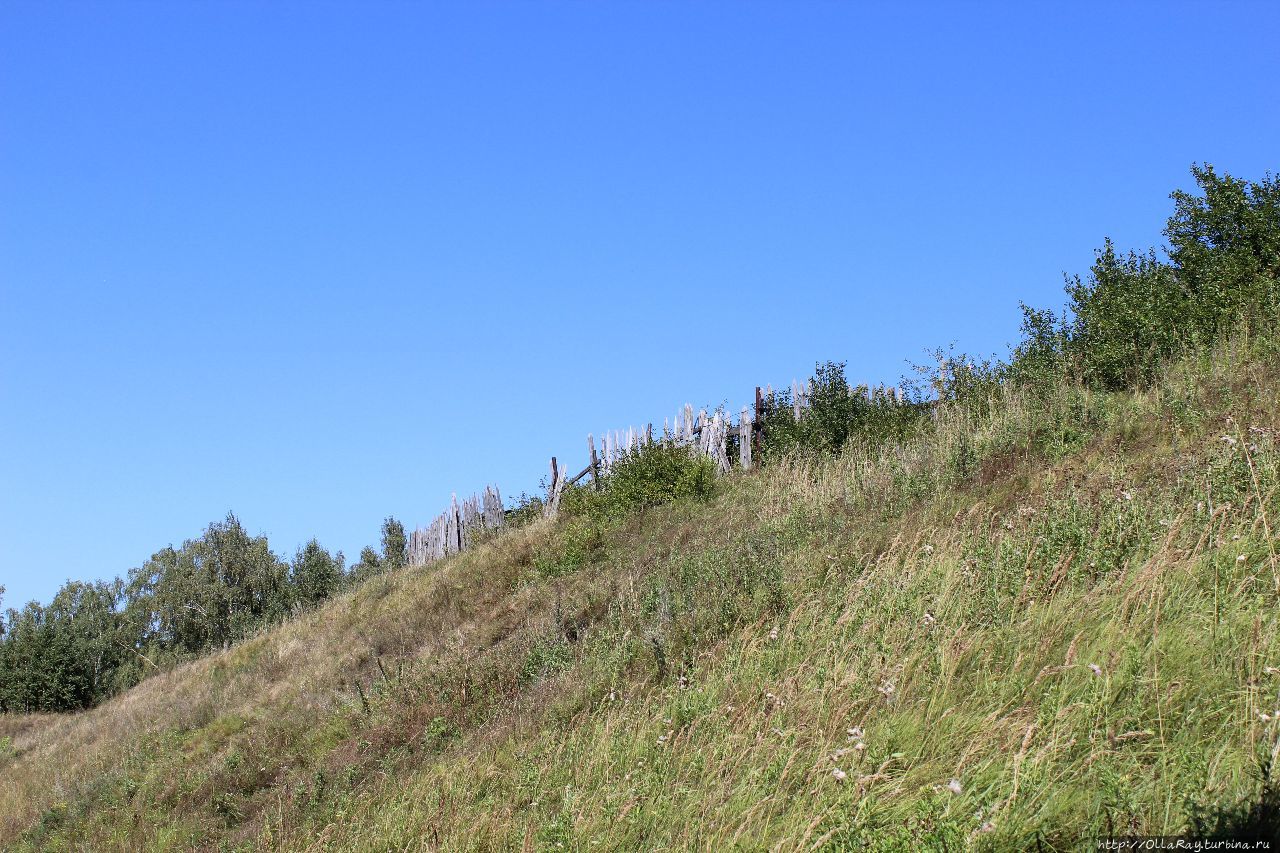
[1013,165,1280,391]
[561,441,717,522]
[758,361,928,460]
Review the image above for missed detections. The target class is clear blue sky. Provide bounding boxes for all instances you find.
[2,2,1277,610]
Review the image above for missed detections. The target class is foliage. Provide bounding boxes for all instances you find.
[560,441,718,523]
[0,513,383,713]
[757,360,928,460]
[1013,165,1280,390]
[348,546,383,586]
[505,492,545,529]
[380,518,407,571]
[290,541,343,609]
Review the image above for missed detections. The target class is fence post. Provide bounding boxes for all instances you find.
[588,434,601,490]
[739,406,752,470]
[544,456,565,518]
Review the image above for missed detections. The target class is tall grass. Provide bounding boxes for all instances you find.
[2,330,1278,850]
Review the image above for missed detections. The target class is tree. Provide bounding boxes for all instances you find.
[350,546,383,585]
[291,540,342,608]
[1166,163,1280,329]
[381,517,407,570]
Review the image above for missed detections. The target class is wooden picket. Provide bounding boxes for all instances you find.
[407,484,505,568]
[406,374,906,566]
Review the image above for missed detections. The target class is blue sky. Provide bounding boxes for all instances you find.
[2,1,1277,609]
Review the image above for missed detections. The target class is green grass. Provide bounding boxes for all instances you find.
[2,331,1279,850]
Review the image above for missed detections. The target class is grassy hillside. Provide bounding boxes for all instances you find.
[2,328,1279,850]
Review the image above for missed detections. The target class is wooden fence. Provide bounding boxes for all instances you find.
[408,378,906,564]
[407,485,505,568]
[540,380,829,519]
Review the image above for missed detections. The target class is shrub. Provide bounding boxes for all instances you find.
[562,442,717,523]
[1012,165,1280,391]
[758,361,928,460]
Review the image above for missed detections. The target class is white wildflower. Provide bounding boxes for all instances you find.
[1088,663,1103,677]
[947,778,963,794]
[847,726,864,740]
[832,768,848,782]
[768,626,779,641]
[1237,555,1248,563]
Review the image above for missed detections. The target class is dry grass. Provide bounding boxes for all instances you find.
[3,333,1279,850]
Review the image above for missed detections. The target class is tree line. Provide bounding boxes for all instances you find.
[0,515,407,713]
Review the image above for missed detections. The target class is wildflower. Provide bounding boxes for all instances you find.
[947,778,963,794]
[1222,435,1238,446]
[1122,490,1134,501]
[847,726,864,740]
[1088,663,1103,677]
[1237,555,1247,563]
[678,675,688,690]
[923,544,934,555]
[978,822,996,834]
[1260,713,1272,723]
[853,741,866,752]
[832,768,848,783]
[768,626,779,641]
[1233,534,1241,541]
[878,681,896,700]
[1264,667,1279,676]
[922,612,936,626]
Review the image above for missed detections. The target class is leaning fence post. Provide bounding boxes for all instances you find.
[588,434,602,490]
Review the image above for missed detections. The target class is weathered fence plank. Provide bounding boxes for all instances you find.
[408,483,505,569]
[544,456,566,518]
[588,434,601,489]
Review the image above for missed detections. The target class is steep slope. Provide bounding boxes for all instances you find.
[3,333,1279,850]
